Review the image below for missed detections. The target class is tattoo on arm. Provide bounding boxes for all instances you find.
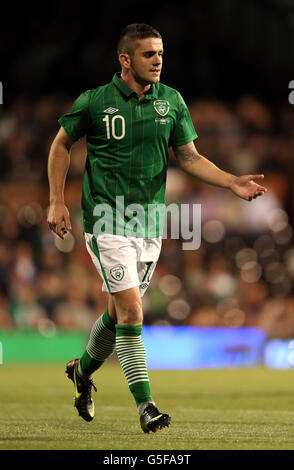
[174,146,201,164]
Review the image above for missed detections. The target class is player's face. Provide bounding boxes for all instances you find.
[130,37,163,86]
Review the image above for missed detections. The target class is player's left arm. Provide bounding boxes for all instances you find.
[173,141,267,201]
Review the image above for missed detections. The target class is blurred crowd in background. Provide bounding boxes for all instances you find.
[0,92,294,339]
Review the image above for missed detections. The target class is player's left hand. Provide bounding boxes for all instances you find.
[230,174,267,201]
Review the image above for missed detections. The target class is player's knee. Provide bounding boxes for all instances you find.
[117,300,143,325]
[107,296,117,322]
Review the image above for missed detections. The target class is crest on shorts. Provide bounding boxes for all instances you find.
[110,265,125,281]
[153,100,170,116]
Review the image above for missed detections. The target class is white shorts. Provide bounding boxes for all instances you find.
[84,233,162,297]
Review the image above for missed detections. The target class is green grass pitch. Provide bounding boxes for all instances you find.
[0,363,294,450]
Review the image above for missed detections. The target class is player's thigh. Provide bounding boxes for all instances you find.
[84,233,140,295]
[137,237,162,296]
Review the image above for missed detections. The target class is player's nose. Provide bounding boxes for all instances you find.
[153,53,162,64]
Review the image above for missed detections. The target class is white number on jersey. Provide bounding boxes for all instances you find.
[103,114,125,140]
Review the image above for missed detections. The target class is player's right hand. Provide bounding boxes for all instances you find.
[47,202,72,239]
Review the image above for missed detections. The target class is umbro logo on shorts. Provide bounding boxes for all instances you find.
[110,265,125,281]
[104,107,119,114]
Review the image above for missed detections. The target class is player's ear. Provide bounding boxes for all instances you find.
[118,53,131,69]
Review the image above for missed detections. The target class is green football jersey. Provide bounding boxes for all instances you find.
[58,72,197,237]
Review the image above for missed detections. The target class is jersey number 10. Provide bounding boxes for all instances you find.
[103,115,126,140]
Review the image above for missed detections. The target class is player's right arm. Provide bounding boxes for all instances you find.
[47,126,73,239]
[47,90,91,239]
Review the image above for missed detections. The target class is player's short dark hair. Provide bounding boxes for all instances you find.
[117,23,162,56]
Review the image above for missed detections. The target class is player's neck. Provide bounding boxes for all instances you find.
[120,71,151,100]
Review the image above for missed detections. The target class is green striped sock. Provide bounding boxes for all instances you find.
[115,324,153,407]
[79,310,116,375]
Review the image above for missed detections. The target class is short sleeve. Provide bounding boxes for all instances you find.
[58,90,92,141]
[170,92,197,147]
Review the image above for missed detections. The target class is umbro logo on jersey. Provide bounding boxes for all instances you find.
[104,107,119,114]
